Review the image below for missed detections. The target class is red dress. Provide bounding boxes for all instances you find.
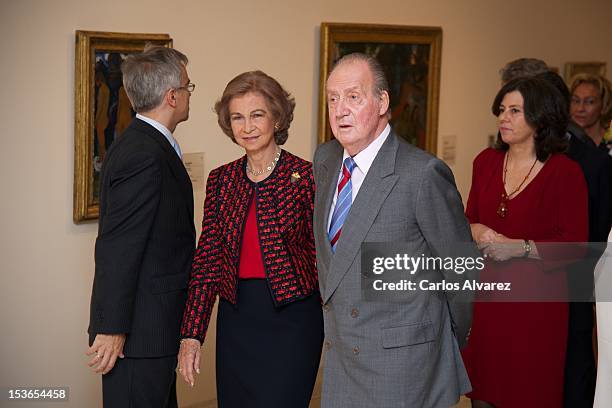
[462,148,588,407]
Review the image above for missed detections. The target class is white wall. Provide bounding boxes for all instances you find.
[1,0,610,406]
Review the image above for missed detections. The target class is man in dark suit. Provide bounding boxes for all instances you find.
[86,45,196,407]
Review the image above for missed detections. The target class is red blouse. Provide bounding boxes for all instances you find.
[238,195,266,279]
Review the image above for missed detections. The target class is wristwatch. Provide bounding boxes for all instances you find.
[522,239,531,258]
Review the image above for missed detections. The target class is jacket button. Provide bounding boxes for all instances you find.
[323,304,330,312]
[352,346,360,355]
[350,308,359,318]
[324,340,331,349]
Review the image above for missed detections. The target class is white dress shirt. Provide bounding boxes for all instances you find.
[136,113,182,158]
[327,124,391,231]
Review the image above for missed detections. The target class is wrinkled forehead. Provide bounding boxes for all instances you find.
[326,61,373,92]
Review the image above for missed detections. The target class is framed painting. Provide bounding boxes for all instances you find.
[564,61,607,82]
[318,23,442,154]
[73,30,172,223]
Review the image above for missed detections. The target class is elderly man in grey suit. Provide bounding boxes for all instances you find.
[313,52,474,407]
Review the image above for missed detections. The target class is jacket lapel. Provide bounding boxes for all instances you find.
[322,133,400,303]
[314,142,343,296]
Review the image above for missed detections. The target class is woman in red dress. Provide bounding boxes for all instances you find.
[462,77,588,407]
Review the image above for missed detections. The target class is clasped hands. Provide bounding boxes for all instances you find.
[471,223,525,261]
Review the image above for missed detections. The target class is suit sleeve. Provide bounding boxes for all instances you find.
[415,157,479,348]
[91,151,162,334]
[181,168,223,343]
[593,157,612,242]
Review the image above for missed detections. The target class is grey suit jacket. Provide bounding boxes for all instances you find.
[313,132,475,408]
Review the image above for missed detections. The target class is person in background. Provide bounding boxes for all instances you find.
[178,71,323,408]
[462,76,588,407]
[87,45,195,408]
[501,58,612,407]
[537,70,612,408]
[498,57,549,85]
[594,228,612,408]
[569,73,612,154]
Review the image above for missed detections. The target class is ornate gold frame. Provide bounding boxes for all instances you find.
[73,30,172,223]
[318,23,442,154]
[564,61,607,83]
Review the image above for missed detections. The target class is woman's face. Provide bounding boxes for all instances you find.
[497,90,536,147]
[570,83,603,129]
[229,92,276,154]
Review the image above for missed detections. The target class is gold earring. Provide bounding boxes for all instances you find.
[274,123,280,131]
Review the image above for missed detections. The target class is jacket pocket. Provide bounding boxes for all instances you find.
[381,321,435,348]
[151,273,188,294]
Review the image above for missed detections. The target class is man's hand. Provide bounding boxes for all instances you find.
[86,334,126,375]
[177,338,201,387]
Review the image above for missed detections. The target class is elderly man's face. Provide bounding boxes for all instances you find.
[326,61,389,156]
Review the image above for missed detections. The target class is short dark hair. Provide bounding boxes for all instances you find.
[492,76,568,161]
[535,71,571,109]
[499,58,549,84]
[214,71,295,145]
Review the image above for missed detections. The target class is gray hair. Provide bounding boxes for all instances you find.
[121,45,188,113]
[499,58,549,84]
[330,52,390,110]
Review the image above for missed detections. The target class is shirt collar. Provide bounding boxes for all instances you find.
[136,113,182,158]
[342,123,391,174]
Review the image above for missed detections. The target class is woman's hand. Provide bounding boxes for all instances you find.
[177,338,201,387]
[471,223,530,261]
[471,223,499,244]
[480,235,527,261]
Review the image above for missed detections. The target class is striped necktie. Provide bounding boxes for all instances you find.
[328,156,357,252]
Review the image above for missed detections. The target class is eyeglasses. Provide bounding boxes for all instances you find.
[571,96,599,107]
[176,82,195,93]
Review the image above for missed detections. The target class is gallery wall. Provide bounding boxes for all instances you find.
[1,0,610,406]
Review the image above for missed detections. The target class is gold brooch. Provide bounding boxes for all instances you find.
[291,172,301,183]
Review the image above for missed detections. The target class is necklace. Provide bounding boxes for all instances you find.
[497,153,538,218]
[246,148,281,177]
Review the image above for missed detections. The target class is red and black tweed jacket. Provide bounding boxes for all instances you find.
[180,150,318,342]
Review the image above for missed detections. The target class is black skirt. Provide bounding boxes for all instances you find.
[216,279,323,408]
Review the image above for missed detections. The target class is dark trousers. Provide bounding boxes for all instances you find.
[102,355,178,408]
[564,302,596,408]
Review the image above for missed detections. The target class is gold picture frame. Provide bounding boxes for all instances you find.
[318,23,442,154]
[73,30,172,223]
[564,61,607,82]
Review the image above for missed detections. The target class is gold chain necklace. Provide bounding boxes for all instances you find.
[246,148,281,177]
[497,153,538,218]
